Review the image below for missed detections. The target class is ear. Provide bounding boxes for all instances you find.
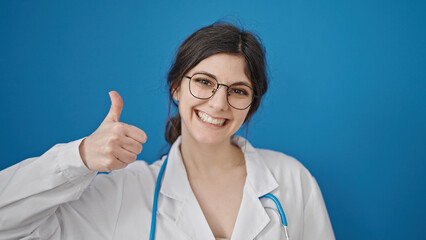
[171,84,180,102]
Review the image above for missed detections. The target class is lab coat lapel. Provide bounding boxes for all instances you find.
[230,136,279,240]
[158,137,214,240]
[157,136,279,240]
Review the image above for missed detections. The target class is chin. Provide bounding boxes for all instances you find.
[191,132,231,146]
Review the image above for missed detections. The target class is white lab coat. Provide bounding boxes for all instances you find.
[0,136,335,240]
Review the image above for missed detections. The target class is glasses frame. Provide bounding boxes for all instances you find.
[184,73,257,110]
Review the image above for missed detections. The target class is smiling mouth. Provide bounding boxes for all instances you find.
[196,110,228,127]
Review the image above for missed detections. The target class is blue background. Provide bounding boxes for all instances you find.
[1,1,425,239]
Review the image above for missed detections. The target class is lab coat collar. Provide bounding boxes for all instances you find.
[231,135,279,197]
[159,136,189,202]
[230,135,279,240]
[159,136,279,240]
[159,136,215,239]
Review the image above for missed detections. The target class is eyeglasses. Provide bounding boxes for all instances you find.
[184,73,256,110]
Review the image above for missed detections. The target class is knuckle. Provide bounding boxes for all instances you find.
[125,154,136,163]
[105,158,116,166]
[107,135,120,145]
[114,122,126,131]
[102,162,114,171]
[104,145,114,154]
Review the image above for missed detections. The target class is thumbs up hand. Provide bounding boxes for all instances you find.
[79,91,147,172]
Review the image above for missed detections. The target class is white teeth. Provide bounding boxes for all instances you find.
[197,111,226,126]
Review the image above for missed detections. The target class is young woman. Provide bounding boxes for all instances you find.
[0,23,335,240]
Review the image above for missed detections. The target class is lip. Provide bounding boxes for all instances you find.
[194,110,229,128]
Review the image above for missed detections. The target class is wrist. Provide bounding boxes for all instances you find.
[78,138,90,169]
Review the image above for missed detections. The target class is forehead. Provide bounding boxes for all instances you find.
[187,53,251,85]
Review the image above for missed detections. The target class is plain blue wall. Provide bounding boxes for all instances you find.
[1,1,425,239]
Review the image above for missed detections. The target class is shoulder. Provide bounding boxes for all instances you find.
[233,135,315,183]
[122,159,163,175]
[255,148,312,178]
[88,158,164,189]
[110,158,164,178]
[253,147,318,196]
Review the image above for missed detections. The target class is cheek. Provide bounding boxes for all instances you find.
[235,110,250,124]
[242,108,253,124]
[178,94,201,116]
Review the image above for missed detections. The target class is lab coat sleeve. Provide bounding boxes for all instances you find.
[302,177,335,240]
[0,138,99,239]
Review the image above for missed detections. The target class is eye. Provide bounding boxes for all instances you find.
[230,87,249,96]
[194,78,214,86]
[193,76,216,88]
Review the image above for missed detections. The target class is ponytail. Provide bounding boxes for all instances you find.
[165,113,181,145]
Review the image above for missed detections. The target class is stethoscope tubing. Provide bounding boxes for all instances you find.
[149,155,169,240]
[259,193,288,226]
[259,193,290,239]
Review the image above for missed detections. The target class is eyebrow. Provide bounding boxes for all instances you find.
[194,71,253,87]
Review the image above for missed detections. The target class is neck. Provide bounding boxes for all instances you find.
[179,134,244,177]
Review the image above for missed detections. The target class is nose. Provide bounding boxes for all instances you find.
[208,85,229,111]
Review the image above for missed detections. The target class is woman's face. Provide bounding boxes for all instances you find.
[174,53,252,146]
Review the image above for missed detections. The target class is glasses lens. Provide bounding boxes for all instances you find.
[227,84,254,109]
[189,74,217,99]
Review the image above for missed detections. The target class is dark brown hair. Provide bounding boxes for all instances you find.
[165,23,268,144]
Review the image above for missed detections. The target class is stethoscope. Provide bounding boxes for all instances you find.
[149,156,290,240]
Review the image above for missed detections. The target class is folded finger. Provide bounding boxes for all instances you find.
[114,147,137,164]
[123,124,148,143]
[120,136,143,155]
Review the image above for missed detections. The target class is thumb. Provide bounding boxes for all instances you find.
[104,91,123,122]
